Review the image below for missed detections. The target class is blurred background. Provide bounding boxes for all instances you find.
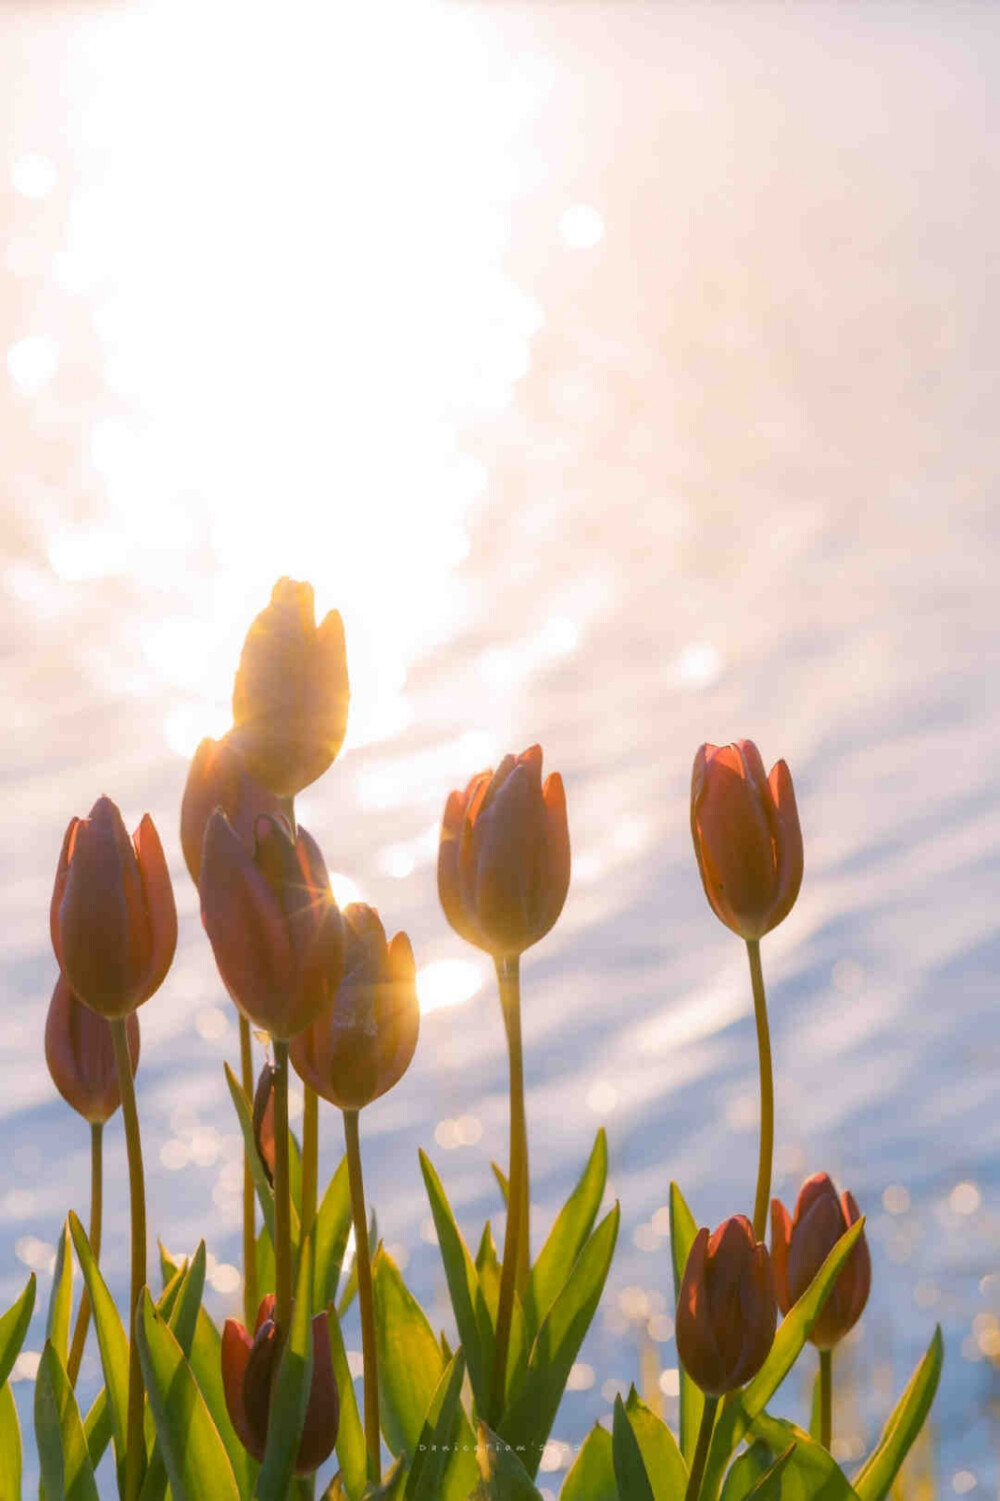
[0,0,996,1494]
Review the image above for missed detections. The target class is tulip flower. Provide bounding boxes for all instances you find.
[180,735,282,887]
[230,577,350,797]
[438,744,570,959]
[690,740,802,942]
[771,1173,870,1348]
[676,1215,777,1398]
[199,810,344,1041]
[222,1295,339,1474]
[51,795,177,1020]
[45,973,139,1125]
[290,903,419,1111]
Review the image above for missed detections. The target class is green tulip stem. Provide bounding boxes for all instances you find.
[238,1015,258,1327]
[820,1348,833,1450]
[344,1108,381,1484]
[272,1040,294,1332]
[746,939,774,1243]
[301,1084,319,1240]
[684,1394,719,1501]
[66,1121,103,1388]
[111,1017,147,1501]
[491,953,529,1424]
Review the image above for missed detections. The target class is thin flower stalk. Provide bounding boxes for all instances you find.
[66,1121,103,1388]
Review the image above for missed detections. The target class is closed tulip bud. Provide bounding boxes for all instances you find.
[771,1174,871,1348]
[676,1215,777,1396]
[230,577,350,797]
[691,740,803,940]
[222,1295,339,1474]
[51,795,177,1020]
[438,744,570,958]
[200,810,344,1040]
[290,903,419,1111]
[252,1060,277,1186]
[180,735,282,887]
[45,973,140,1124]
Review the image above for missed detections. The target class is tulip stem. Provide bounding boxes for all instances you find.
[344,1108,380,1484]
[239,1015,258,1329]
[112,1018,146,1501]
[66,1122,103,1388]
[819,1349,832,1450]
[301,1084,319,1241]
[491,953,529,1424]
[684,1394,719,1501]
[273,1040,294,1332]
[746,939,774,1243]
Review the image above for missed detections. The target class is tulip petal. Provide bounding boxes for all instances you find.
[691,746,777,939]
[222,1319,264,1462]
[58,800,138,1016]
[542,772,571,930]
[133,814,178,1003]
[50,818,77,965]
[763,759,804,935]
[438,789,484,948]
[769,1199,793,1314]
[201,812,292,1032]
[472,762,549,953]
[294,1312,340,1475]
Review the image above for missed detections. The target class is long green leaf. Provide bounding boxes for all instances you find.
[851,1327,943,1501]
[140,1244,209,1501]
[701,1220,866,1500]
[372,1247,445,1458]
[82,1391,110,1473]
[256,1234,315,1501]
[185,1308,257,1500]
[315,1158,353,1312]
[419,1152,495,1417]
[325,1303,366,1500]
[744,1416,857,1500]
[612,1394,656,1501]
[135,1290,240,1501]
[0,1379,22,1501]
[498,1205,620,1477]
[721,1443,798,1501]
[404,1350,468,1501]
[475,1225,501,1327]
[68,1211,128,1491]
[625,1386,687,1500]
[669,1182,703,1467]
[472,1423,544,1500]
[523,1130,607,1341]
[560,1423,617,1501]
[0,1275,36,1389]
[47,1223,75,1369]
[34,1342,100,1501]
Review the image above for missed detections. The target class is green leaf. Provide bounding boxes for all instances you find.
[403,1350,470,1501]
[34,1342,100,1501]
[256,1223,275,1301]
[135,1289,240,1501]
[68,1212,128,1492]
[47,1223,75,1369]
[338,1211,376,1322]
[491,1165,509,1208]
[669,1182,703,1468]
[624,1386,687,1500]
[721,1443,797,1501]
[523,1130,607,1341]
[475,1225,501,1327]
[0,1379,22,1501]
[82,1391,110,1473]
[472,1423,544,1499]
[158,1242,180,1289]
[325,1303,366,1501]
[498,1205,620,1478]
[701,1219,867,1501]
[419,1152,495,1417]
[140,1244,209,1501]
[612,1394,655,1501]
[744,1416,857,1500]
[256,1233,315,1501]
[315,1158,353,1311]
[851,1327,943,1501]
[560,1423,617,1501]
[372,1247,445,1458]
[184,1308,257,1500]
[0,1274,36,1389]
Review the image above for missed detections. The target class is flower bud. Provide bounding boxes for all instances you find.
[230,577,349,797]
[45,973,140,1124]
[51,795,177,1019]
[690,740,803,940]
[438,745,570,958]
[200,811,345,1040]
[252,1060,277,1186]
[771,1174,870,1348]
[180,735,282,887]
[290,903,419,1111]
[675,1215,777,1396]
[221,1295,339,1474]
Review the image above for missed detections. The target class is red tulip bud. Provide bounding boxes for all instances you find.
[45,973,140,1124]
[675,1215,777,1396]
[180,735,282,887]
[51,795,177,1019]
[290,903,419,1111]
[221,1295,339,1474]
[691,740,803,940]
[230,577,350,797]
[771,1173,871,1348]
[438,745,570,958]
[252,1061,277,1186]
[199,811,344,1040]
